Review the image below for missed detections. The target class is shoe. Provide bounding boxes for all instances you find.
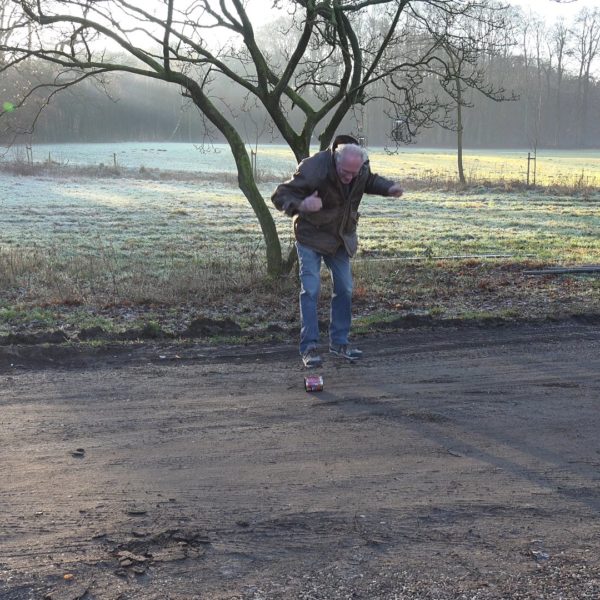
[329,344,363,361]
[302,349,323,368]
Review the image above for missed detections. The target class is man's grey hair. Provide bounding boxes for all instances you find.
[334,143,368,165]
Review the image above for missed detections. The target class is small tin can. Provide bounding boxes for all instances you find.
[304,375,324,392]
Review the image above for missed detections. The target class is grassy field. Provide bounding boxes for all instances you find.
[374,148,600,187]
[4,143,600,186]
[0,145,598,338]
[0,172,597,267]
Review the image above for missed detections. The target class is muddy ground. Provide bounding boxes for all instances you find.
[1,321,600,599]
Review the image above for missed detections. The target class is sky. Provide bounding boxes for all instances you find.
[27,0,599,54]
[506,0,599,20]
[242,0,599,27]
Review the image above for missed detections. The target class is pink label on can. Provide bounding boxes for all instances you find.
[304,375,324,392]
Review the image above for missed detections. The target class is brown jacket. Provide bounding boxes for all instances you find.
[271,148,394,256]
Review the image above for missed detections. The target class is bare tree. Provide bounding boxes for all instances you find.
[0,0,515,275]
[548,19,571,146]
[531,17,548,152]
[0,0,20,58]
[572,7,600,147]
[399,2,516,183]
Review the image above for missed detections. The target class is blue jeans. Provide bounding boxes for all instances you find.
[296,242,353,355]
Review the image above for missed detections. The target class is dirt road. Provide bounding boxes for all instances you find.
[1,322,600,599]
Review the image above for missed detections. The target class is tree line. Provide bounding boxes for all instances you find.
[1,5,598,150]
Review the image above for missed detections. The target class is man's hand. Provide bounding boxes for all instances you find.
[299,190,322,213]
[388,183,404,198]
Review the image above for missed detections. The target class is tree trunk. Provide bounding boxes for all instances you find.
[234,147,285,277]
[555,68,562,147]
[184,81,285,277]
[456,77,466,185]
[580,69,591,147]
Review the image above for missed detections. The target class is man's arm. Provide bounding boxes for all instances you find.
[364,166,403,198]
[272,158,322,216]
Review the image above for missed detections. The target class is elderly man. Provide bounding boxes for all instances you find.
[272,135,403,368]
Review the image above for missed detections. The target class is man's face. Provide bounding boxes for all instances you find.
[336,154,363,184]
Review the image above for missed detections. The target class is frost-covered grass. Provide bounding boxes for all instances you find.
[3,142,600,186]
[0,168,598,312]
[359,191,600,261]
[0,142,598,338]
[0,174,279,304]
